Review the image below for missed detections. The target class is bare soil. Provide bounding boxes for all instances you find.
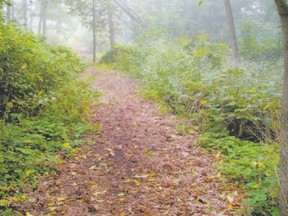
[18,69,240,215]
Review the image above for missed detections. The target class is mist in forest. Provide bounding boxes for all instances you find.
[1,0,288,215]
[1,0,281,60]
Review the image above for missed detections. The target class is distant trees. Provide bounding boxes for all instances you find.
[273,1,288,215]
[64,0,120,61]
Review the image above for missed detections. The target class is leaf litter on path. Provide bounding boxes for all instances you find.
[17,69,242,215]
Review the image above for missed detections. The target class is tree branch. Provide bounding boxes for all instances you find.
[113,0,145,26]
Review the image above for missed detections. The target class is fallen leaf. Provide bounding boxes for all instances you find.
[57,197,66,201]
[145,151,154,157]
[134,180,142,187]
[91,184,98,190]
[93,190,107,196]
[106,148,115,156]
[134,174,150,179]
[117,192,125,197]
[118,197,125,202]
[227,194,234,204]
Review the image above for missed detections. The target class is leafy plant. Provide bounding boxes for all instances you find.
[0,21,96,213]
[101,30,282,215]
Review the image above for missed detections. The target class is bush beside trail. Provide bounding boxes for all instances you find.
[0,22,95,214]
[101,32,281,215]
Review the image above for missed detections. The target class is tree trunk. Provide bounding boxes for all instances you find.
[6,5,10,24]
[11,0,14,20]
[92,0,96,62]
[223,0,239,61]
[42,0,48,36]
[23,0,28,25]
[38,0,43,35]
[274,0,288,215]
[108,4,115,50]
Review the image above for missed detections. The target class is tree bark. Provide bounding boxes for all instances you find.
[223,0,239,61]
[274,0,288,215]
[92,0,96,62]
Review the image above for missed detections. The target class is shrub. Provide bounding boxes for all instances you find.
[101,31,282,215]
[0,22,95,213]
[100,44,141,74]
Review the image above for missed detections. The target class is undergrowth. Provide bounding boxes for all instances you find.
[101,31,281,215]
[0,22,96,214]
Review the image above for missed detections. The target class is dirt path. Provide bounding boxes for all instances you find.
[19,70,238,215]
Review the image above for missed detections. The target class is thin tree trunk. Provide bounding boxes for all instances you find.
[223,0,239,61]
[108,5,115,50]
[92,0,96,62]
[42,0,48,36]
[274,0,288,215]
[11,0,14,20]
[6,5,11,24]
[23,0,28,25]
[38,0,43,35]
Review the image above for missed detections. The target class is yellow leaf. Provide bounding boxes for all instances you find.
[200,100,208,106]
[63,143,72,149]
[120,213,125,216]
[263,104,270,110]
[91,184,98,190]
[57,197,65,201]
[6,102,13,109]
[134,174,150,179]
[0,200,9,206]
[145,151,154,157]
[252,184,259,189]
[118,197,125,202]
[134,180,142,187]
[26,213,34,216]
[89,165,100,170]
[227,203,234,211]
[21,63,27,69]
[147,178,155,182]
[191,170,198,176]
[258,161,266,168]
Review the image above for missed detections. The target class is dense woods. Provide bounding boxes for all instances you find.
[0,0,288,215]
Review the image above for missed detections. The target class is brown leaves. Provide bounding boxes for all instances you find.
[17,71,243,215]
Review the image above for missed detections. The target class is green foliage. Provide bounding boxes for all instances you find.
[102,30,282,215]
[0,22,95,213]
[199,133,279,215]
[100,45,141,74]
[239,20,283,59]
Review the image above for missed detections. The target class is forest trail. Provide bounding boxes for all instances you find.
[20,68,239,215]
